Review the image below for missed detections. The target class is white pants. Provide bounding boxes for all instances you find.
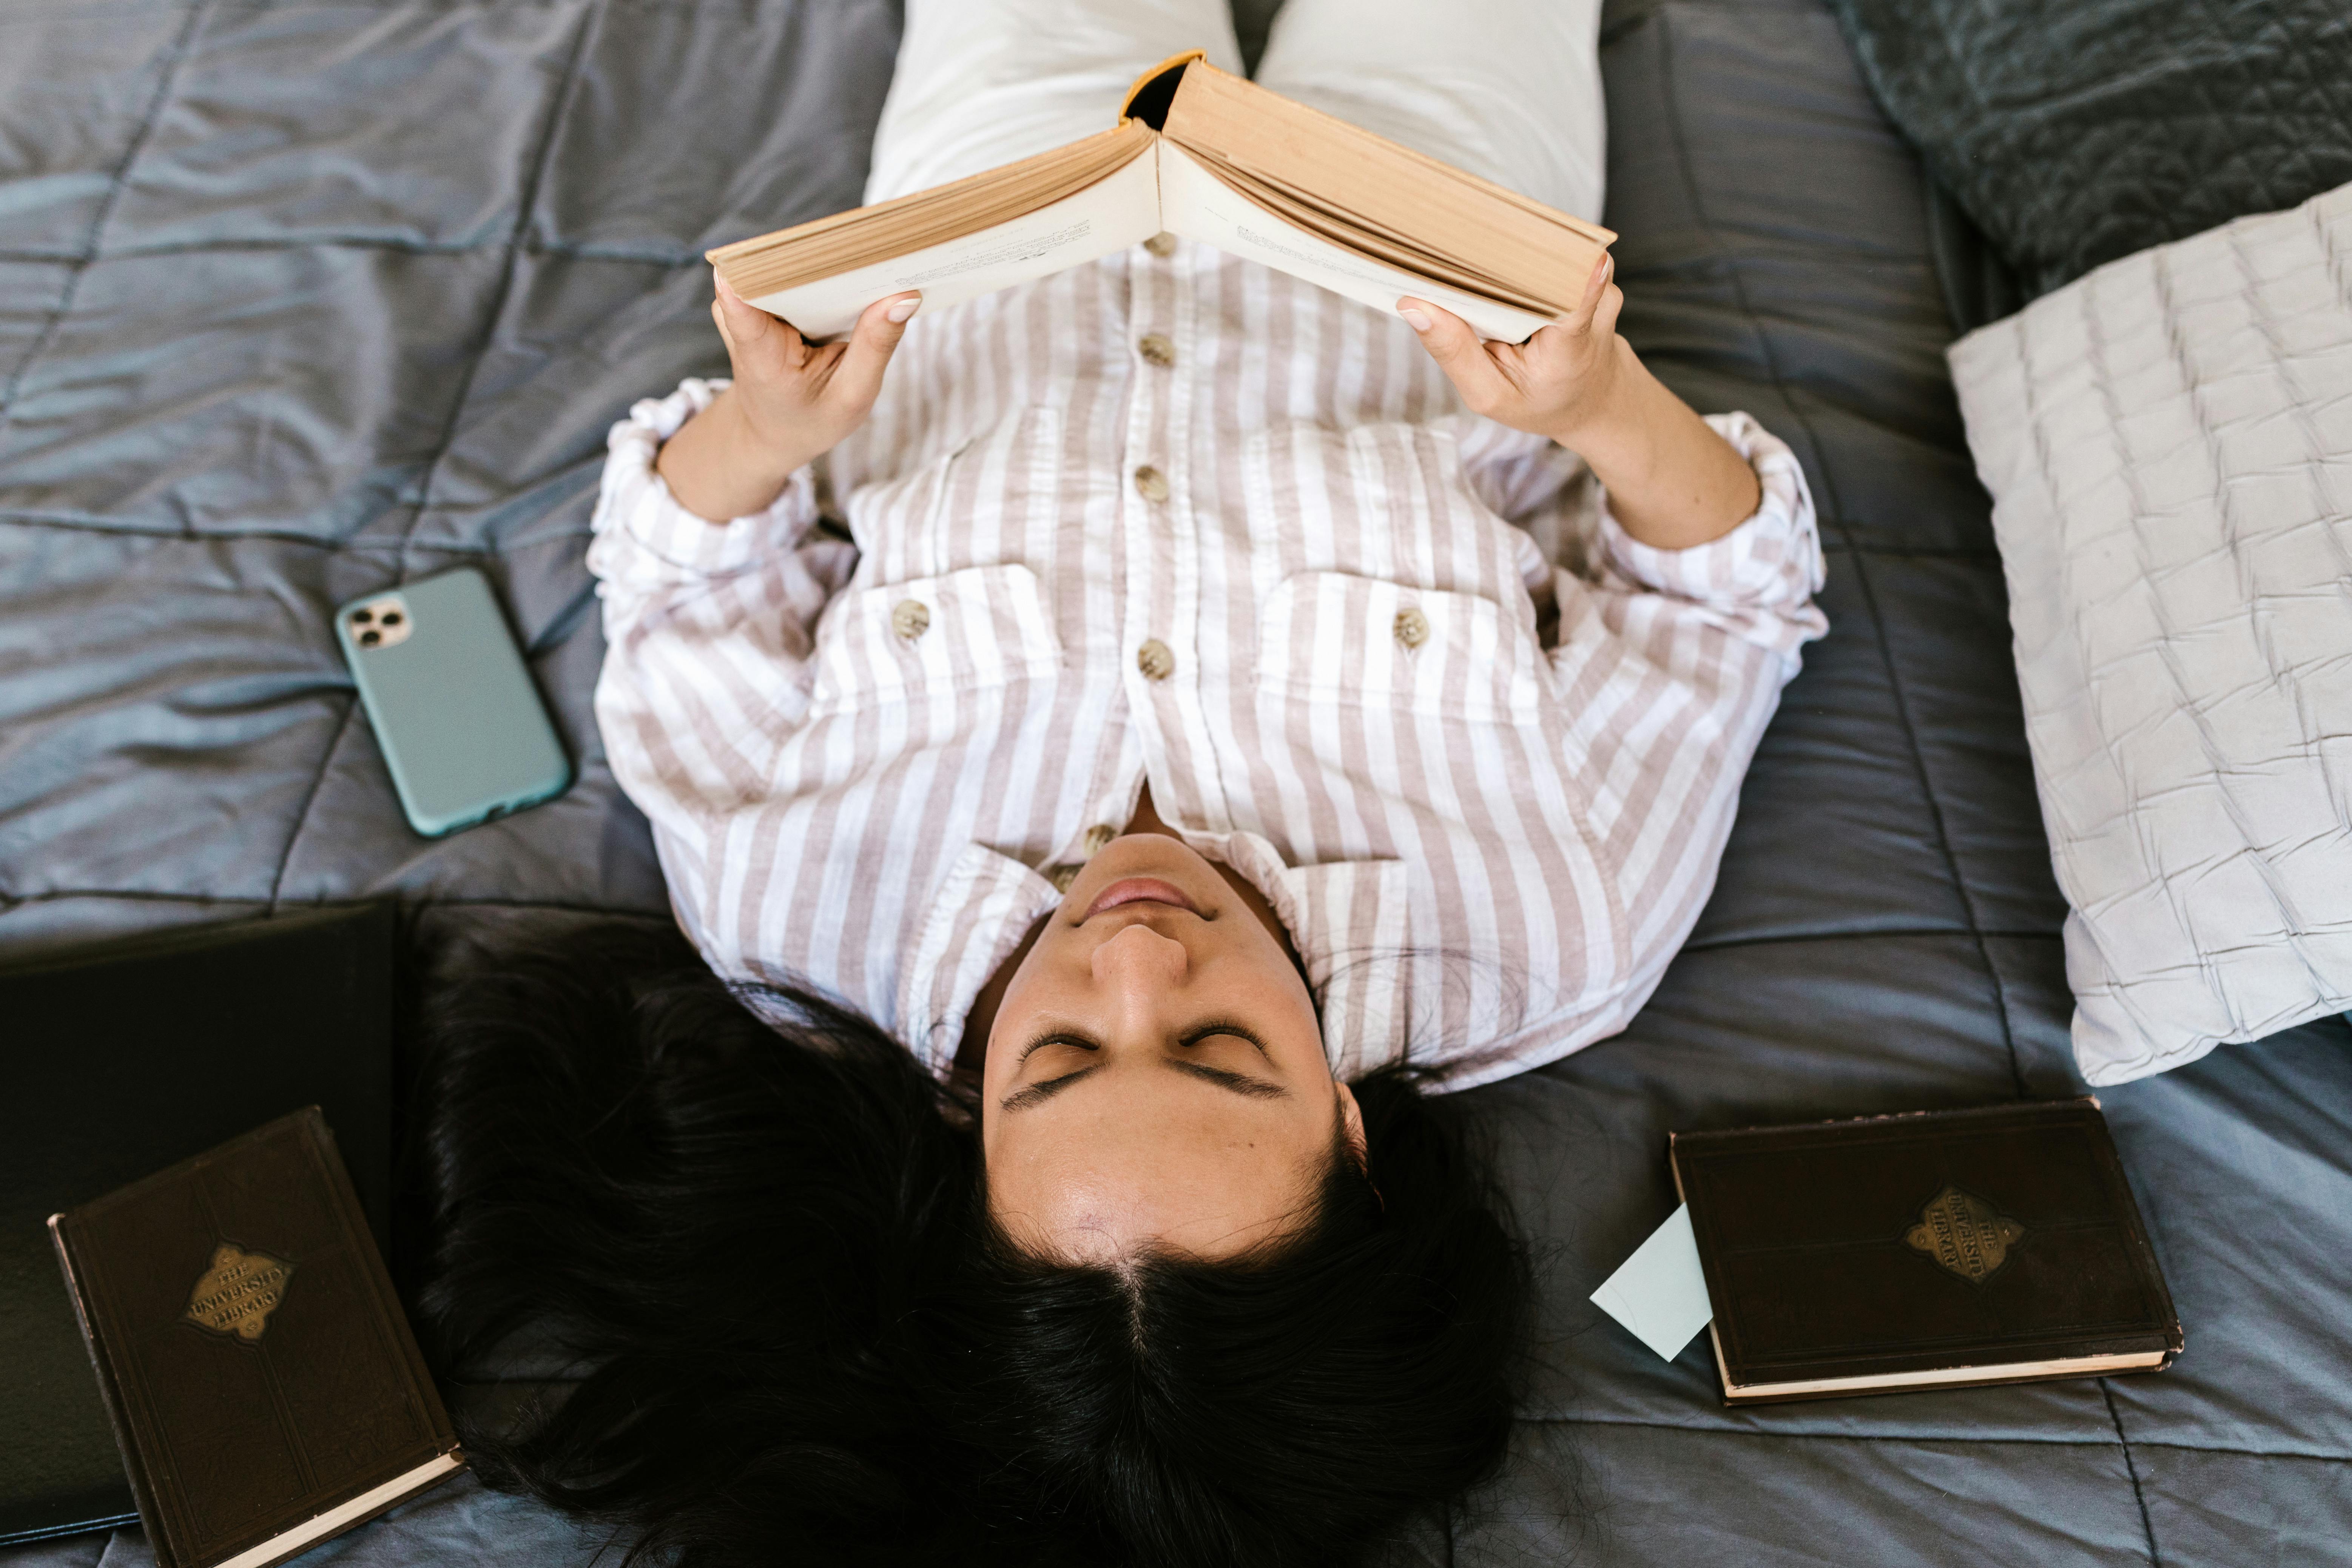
[864,0,1607,224]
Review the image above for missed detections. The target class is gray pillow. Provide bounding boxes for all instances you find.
[1827,0,2352,302]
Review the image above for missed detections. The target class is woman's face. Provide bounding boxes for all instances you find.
[982,832,1363,1264]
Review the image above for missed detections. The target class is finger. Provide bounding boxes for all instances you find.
[827,291,921,411]
[1590,278,1625,341]
[1398,296,1513,412]
[1562,252,1613,335]
[715,272,808,373]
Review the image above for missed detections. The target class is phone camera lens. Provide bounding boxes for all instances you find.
[382,611,404,627]
[359,629,382,647]
[353,607,375,624]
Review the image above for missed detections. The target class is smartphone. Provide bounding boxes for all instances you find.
[334,567,572,837]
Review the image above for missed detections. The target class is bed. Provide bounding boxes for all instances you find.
[3,0,2346,1562]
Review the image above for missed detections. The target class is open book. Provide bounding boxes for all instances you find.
[708,51,1615,344]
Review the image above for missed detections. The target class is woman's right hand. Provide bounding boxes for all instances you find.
[655,275,921,523]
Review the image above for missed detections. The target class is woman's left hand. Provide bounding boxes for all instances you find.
[1398,254,1625,446]
[1399,256,1763,549]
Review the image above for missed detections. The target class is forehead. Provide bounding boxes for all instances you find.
[986,1085,1339,1262]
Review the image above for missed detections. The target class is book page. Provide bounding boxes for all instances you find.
[743,149,1162,339]
[1161,63,1609,312]
[1158,143,1556,342]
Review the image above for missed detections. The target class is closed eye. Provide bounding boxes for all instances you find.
[1179,1019,1272,1056]
[998,1022,1287,1113]
[998,1059,1283,1111]
[999,1064,1101,1113]
[1166,1059,1288,1098]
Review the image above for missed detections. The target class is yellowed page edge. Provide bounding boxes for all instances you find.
[1170,63,1615,250]
[1158,142,1554,343]
[746,150,1162,339]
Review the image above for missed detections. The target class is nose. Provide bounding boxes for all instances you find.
[1089,921,1190,990]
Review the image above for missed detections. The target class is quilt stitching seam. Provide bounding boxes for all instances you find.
[2102,1379,2164,1566]
[0,0,214,437]
[391,0,606,576]
[1650,8,2028,1095]
[0,888,674,920]
[256,0,604,901]
[1516,1410,2352,1463]
[264,699,359,915]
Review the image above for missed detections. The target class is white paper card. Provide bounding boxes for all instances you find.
[1589,1203,1714,1362]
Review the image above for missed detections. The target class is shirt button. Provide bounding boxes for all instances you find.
[1083,823,1118,854]
[1137,639,1175,681]
[891,599,931,640]
[1138,333,1175,368]
[1143,231,1178,257]
[1051,864,1082,893]
[1393,606,1430,649]
[1133,465,1170,503]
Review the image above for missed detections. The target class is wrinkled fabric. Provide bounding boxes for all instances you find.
[591,358,1820,1085]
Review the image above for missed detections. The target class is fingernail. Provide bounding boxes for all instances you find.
[1400,307,1432,332]
[886,296,920,324]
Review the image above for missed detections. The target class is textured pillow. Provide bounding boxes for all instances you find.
[1828,0,2352,301]
[1947,180,2352,1084]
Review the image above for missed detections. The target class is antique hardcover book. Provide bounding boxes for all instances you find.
[48,1109,460,1568]
[1671,1099,2182,1404]
[708,51,1614,343]
[0,904,397,1548]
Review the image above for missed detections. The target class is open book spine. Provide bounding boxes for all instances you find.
[736,139,1559,345]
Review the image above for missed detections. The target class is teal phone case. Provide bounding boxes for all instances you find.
[334,568,572,837]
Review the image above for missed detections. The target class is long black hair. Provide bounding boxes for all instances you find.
[413,923,1531,1568]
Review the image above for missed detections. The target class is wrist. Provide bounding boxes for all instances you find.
[1541,336,1642,451]
[655,390,810,522]
[713,392,819,489]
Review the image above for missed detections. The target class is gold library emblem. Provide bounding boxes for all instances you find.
[1905,1186,2025,1283]
[183,1243,295,1341]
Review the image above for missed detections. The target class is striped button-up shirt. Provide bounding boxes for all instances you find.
[588,242,1825,1090]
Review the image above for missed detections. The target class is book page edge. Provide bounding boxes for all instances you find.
[744,151,1163,340]
[1157,143,1554,343]
[210,1453,465,1568]
[1724,1348,2172,1402]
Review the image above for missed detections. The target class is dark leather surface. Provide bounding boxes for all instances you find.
[2,2,2344,1564]
[1676,1104,2176,1384]
[54,1111,452,1568]
[0,905,396,1548]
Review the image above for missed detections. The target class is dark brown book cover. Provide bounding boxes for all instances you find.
[47,1109,461,1568]
[1670,1099,2182,1404]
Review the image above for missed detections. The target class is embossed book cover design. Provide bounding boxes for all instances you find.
[48,1110,460,1568]
[1670,1099,2181,1404]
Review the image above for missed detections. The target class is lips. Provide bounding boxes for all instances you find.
[1083,877,1200,919]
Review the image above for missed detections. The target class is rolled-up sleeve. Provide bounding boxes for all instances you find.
[1591,411,1827,657]
[585,378,856,928]
[1548,409,1828,993]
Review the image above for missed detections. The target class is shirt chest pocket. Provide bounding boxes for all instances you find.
[1257,572,1546,723]
[808,563,1063,716]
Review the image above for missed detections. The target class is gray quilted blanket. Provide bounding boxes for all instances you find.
[2,1,2346,1564]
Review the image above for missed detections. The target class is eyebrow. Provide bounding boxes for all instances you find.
[997,1055,1290,1113]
